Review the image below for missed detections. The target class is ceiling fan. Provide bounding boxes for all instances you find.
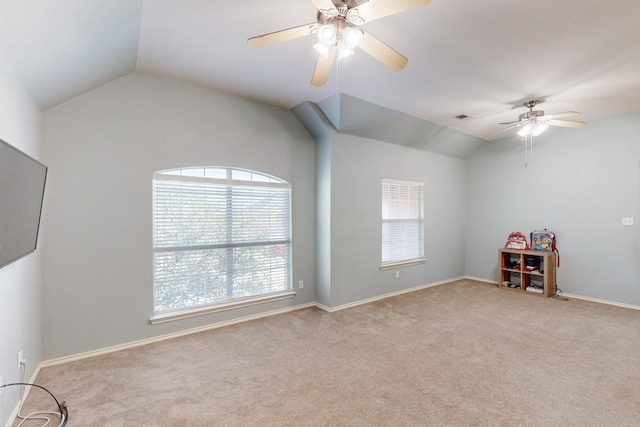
[483,100,587,140]
[247,0,430,87]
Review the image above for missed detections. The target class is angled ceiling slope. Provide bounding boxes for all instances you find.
[311,94,484,159]
[0,0,142,110]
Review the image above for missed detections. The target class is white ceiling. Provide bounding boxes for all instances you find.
[1,0,639,141]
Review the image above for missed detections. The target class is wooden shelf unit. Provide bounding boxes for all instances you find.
[498,248,556,297]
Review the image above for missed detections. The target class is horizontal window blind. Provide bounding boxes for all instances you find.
[382,179,424,265]
[153,169,291,313]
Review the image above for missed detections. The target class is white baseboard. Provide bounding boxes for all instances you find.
[561,293,640,311]
[37,275,639,373]
[315,276,466,313]
[41,279,467,366]
[463,275,640,311]
[464,275,498,285]
[41,302,316,368]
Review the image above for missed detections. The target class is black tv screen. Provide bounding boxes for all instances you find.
[0,137,47,269]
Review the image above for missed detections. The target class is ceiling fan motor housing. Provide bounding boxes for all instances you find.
[519,110,545,121]
[317,2,361,25]
[335,0,367,8]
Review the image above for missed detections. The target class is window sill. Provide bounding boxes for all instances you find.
[150,291,296,325]
[380,258,426,270]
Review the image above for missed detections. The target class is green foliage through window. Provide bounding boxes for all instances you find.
[153,167,291,313]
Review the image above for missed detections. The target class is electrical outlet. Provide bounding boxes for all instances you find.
[622,217,634,226]
[17,350,23,370]
[298,280,304,289]
[395,271,400,279]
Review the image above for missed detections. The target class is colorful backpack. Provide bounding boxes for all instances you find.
[505,232,529,250]
[530,229,560,266]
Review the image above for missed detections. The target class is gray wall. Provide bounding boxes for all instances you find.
[291,102,334,309]
[40,72,316,360]
[466,112,640,305]
[293,100,468,310]
[0,56,43,426]
[322,128,467,308]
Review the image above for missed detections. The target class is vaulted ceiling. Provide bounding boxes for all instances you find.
[1,0,639,143]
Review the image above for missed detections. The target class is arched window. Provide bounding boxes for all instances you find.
[152,167,291,315]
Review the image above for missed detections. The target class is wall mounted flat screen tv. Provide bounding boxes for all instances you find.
[0,137,47,269]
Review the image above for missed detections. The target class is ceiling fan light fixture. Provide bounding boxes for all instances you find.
[337,46,355,59]
[517,123,533,137]
[317,24,337,45]
[341,26,363,50]
[517,120,548,137]
[531,121,548,136]
[316,20,362,61]
[313,42,331,57]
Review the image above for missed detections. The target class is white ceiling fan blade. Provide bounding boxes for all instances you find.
[352,0,430,23]
[498,120,524,125]
[248,23,317,48]
[541,111,580,120]
[483,124,524,140]
[311,45,337,86]
[546,119,587,128]
[358,30,408,71]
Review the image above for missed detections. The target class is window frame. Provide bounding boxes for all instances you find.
[380,178,426,270]
[150,167,294,324]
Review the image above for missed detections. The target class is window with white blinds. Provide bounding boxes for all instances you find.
[152,167,291,314]
[381,178,425,267]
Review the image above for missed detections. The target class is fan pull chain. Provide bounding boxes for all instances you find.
[336,50,340,93]
[522,135,534,168]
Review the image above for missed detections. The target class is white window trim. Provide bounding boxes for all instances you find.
[152,167,292,316]
[152,172,291,189]
[149,291,296,324]
[380,258,426,270]
[381,177,425,268]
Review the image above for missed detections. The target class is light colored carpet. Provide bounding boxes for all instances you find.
[13,280,640,426]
